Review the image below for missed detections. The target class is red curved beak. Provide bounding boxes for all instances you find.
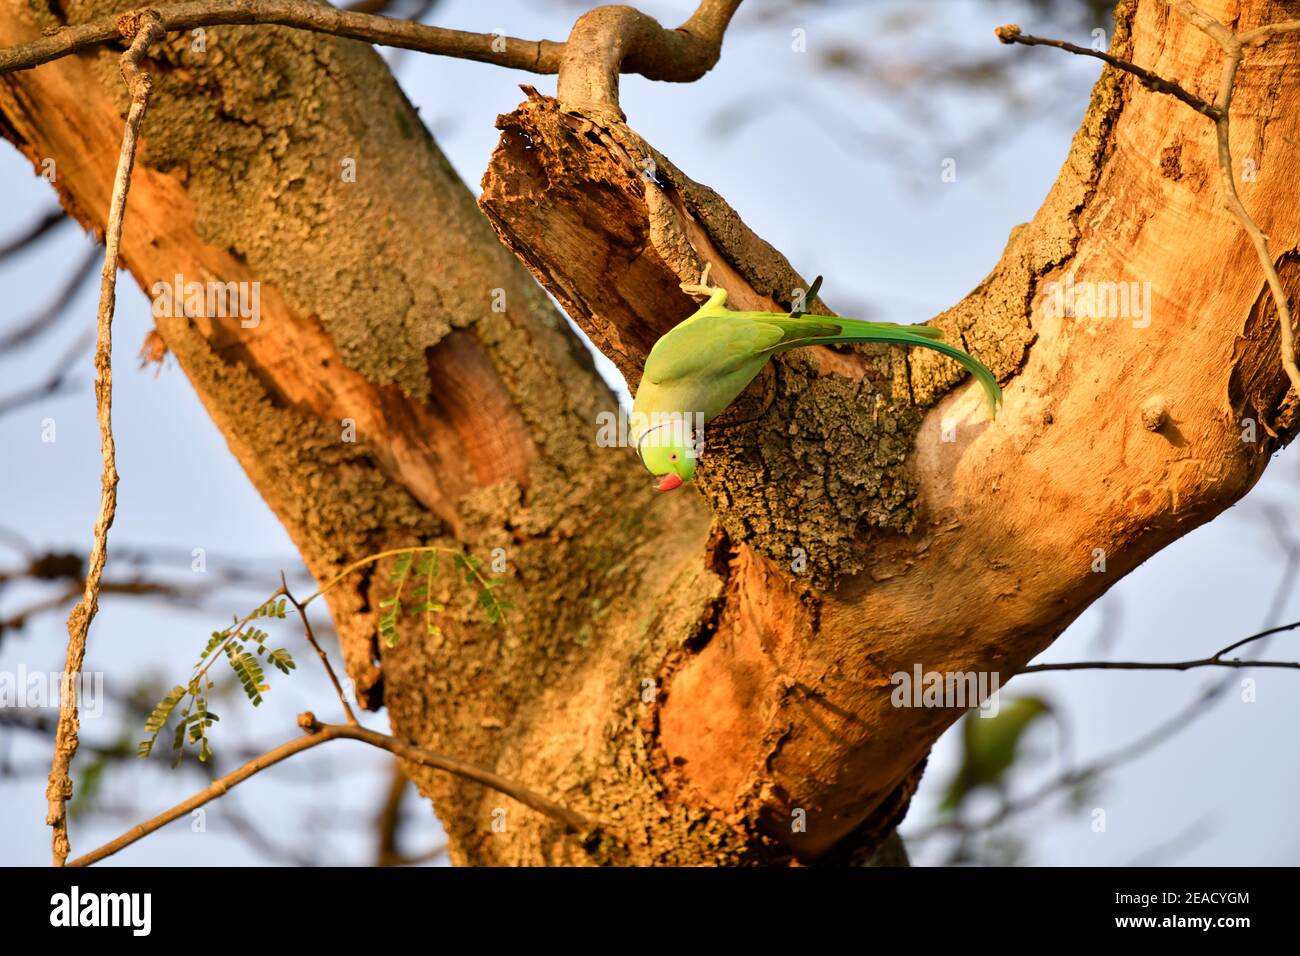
[655,473,684,492]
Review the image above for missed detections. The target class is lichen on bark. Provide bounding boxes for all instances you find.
[695,350,924,586]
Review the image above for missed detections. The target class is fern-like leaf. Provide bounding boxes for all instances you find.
[225,644,269,706]
[137,684,186,758]
[267,648,296,674]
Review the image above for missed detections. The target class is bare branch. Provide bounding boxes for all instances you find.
[0,0,564,78]
[44,13,164,868]
[0,245,98,352]
[1025,657,1297,673]
[911,681,1223,843]
[326,718,593,834]
[0,0,743,119]
[1164,0,1237,46]
[994,23,1218,119]
[1240,20,1300,46]
[0,325,93,418]
[0,207,65,260]
[281,573,358,726]
[557,0,742,117]
[1022,619,1300,673]
[66,712,595,866]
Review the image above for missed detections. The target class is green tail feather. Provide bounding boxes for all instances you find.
[832,320,1002,414]
[870,328,1003,414]
[735,311,1003,413]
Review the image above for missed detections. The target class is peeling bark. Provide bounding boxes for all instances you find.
[2,0,1296,865]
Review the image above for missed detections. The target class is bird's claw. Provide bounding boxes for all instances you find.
[679,262,719,299]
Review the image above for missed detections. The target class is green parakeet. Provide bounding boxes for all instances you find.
[941,696,1054,811]
[631,268,1003,491]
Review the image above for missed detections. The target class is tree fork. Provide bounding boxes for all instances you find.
[479,0,1299,858]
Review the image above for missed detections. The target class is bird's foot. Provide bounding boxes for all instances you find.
[679,262,719,299]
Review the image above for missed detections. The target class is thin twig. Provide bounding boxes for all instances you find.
[1022,618,1300,672]
[281,573,357,725]
[910,682,1221,842]
[0,325,94,418]
[331,719,593,833]
[0,245,99,352]
[374,759,410,866]
[1241,20,1300,46]
[43,13,164,868]
[1025,657,1298,672]
[994,23,1219,119]
[66,712,594,866]
[0,207,65,260]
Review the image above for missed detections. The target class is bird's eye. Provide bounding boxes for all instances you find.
[670,453,678,462]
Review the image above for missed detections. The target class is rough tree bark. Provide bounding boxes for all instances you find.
[1,0,1295,864]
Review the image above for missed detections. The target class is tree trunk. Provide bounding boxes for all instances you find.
[2,0,1295,864]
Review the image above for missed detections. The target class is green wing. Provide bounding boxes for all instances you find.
[643,309,1000,412]
[731,312,946,347]
[642,315,810,384]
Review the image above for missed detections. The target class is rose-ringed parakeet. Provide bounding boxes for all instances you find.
[631,266,1002,491]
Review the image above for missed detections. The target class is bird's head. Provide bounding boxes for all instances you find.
[636,422,698,492]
